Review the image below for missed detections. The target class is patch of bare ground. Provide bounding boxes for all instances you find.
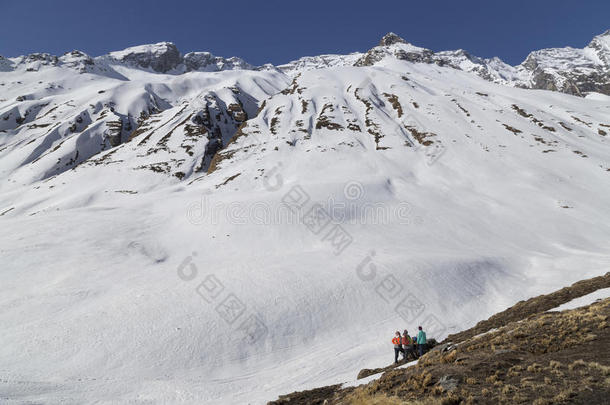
[87,148,122,166]
[316,104,344,131]
[511,105,555,132]
[0,207,15,216]
[452,99,470,117]
[270,107,283,135]
[571,116,592,127]
[383,93,403,118]
[354,88,384,149]
[573,150,588,158]
[405,126,436,146]
[215,173,241,189]
[503,124,522,135]
[134,161,172,174]
[280,74,306,95]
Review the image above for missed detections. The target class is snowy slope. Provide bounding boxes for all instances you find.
[1,34,610,404]
[549,288,610,311]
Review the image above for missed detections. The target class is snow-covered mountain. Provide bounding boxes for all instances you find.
[0,32,609,404]
[353,31,610,96]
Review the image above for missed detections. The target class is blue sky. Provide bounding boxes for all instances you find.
[1,0,609,65]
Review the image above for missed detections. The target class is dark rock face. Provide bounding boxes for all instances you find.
[183,52,252,72]
[394,48,435,64]
[378,32,406,46]
[114,43,182,73]
[523,59,610,96]
[516,30,610,96]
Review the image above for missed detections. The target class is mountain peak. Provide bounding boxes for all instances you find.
[586,29,610,66]
[107,42,181,73]
[379,32,407,46]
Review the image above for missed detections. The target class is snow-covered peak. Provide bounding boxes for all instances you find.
[350,30,610,96]
[183,51,254,72]
[9,53,59,71]
[58,50,95,72]
[586,29,610,66]
[355,35,433,66]
[378,32,407,46]
[104,42,182,73]
[100,43,259,74]
[277,52,363,76]
[512,30,610,96]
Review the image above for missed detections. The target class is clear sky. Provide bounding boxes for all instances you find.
[1,0,609,66]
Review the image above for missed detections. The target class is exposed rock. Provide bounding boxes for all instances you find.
[106,42,182,73]
[183,51,254,72]
[378,32,406,46]
[354,30,610,96]
[438,375,459,392]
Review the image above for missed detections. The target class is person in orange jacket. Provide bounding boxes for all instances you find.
[392,331,404,364]
[402,329,417,360]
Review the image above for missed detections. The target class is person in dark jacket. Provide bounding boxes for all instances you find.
[392,331,404,363]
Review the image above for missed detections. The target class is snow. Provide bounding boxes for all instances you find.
[1,34,610,404]
[277,52,363,76]
[549,288,610,312]
[107,42,178,60]
[585,92,610,101]
[341,359,418,388]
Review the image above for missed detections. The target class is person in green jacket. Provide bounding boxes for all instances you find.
[417,326,427,356]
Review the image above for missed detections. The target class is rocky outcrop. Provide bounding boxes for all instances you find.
[105,42,182,73]
[378,32,406,47]
[515,31,610,96]
[354,35,435,67]
[58,50,95,73]
[183,51,254,72]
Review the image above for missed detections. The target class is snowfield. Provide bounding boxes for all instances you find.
[549,288,610,312]
[1,32,610,404]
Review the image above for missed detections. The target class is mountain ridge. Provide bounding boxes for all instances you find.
[2,30,609,96]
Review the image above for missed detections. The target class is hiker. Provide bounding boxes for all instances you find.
[392,331,404,364]
[402,329,417,360]
[417,326,427,356]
